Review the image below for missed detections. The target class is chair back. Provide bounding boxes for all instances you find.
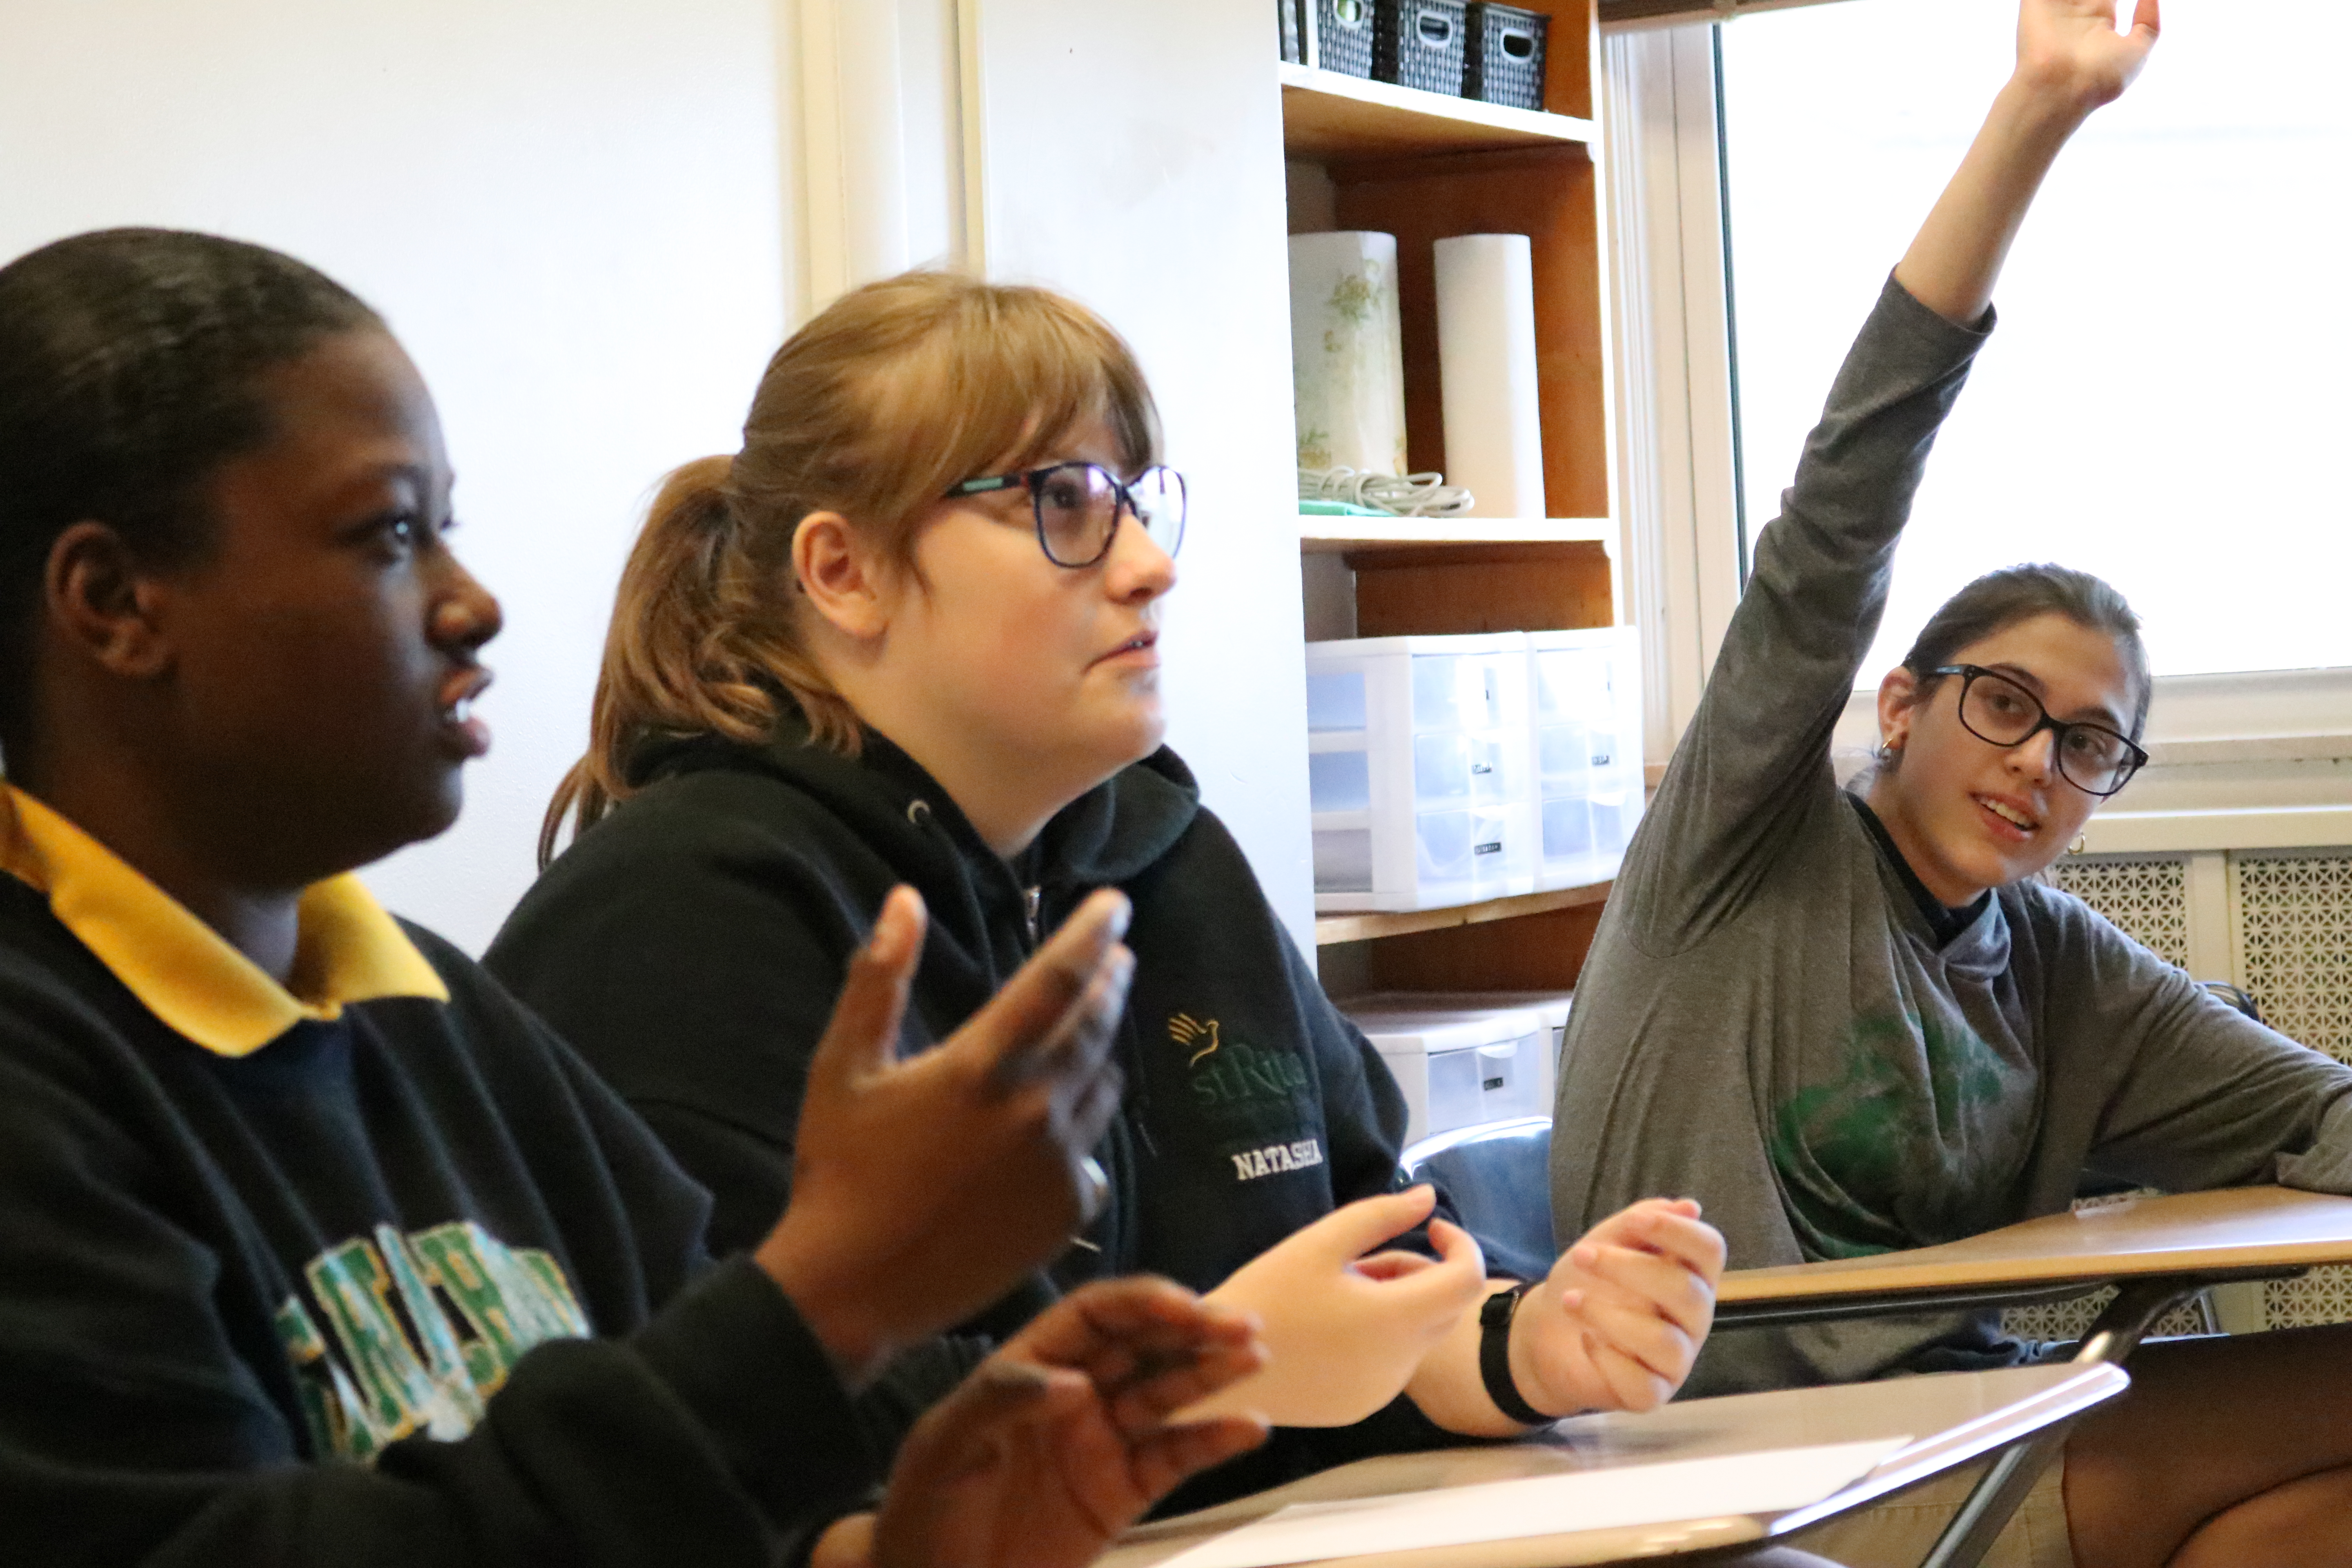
[2201,981,2263,1024]
[1400,1116,1557,1282]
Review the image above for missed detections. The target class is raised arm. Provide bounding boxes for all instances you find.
[1897,0,2160,325]
[1618,0,2158,950]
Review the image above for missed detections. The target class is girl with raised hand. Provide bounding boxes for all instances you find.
[0,225,1272,1568]
[489,268,1726,1510]
[1552,3,2352,1564]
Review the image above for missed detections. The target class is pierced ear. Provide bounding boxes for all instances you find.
[1876,665,1921,754]
[45,521,174,681]
[791,510,893,642]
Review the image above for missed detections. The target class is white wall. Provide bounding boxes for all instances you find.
[962,0,1316,950]
[0,0,794,953]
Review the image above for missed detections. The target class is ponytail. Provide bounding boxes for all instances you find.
[537,455,858,866]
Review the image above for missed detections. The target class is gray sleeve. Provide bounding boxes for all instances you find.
[1615,278,1992,953]
[2033,893,2352,1195]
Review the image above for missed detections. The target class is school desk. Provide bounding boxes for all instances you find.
[1104,1361,2125,1568]
[1710,1185,2352,1567]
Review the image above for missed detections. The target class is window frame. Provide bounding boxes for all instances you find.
[1604,16,2352,852]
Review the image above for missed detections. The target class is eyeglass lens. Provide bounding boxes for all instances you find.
[1958,670,2136,793]
[1033,463,1186,566]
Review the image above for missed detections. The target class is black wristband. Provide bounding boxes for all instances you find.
[1477,1283,1554,1426]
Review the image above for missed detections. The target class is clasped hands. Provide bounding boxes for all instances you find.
[1185,1187,1724,1431]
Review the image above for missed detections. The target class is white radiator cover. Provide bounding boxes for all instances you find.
[1997,849,2352,1341]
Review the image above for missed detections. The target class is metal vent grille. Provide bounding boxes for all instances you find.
[2005,855,2207,1344]
[2235,852,2352,1329]
[2048,854,2194,969]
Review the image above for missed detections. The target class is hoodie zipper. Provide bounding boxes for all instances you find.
[1023,885,1042,945]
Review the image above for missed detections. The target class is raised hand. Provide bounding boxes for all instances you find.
[2015,0,2160,112]
[756,885,1133,1379]
[1510,1198,1725,1417]
[851,1279,1269,1568]
[1894,0,2161,326]
[1184,1185,1488,1427]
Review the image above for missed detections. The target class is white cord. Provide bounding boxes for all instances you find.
[1299,466,1476,518]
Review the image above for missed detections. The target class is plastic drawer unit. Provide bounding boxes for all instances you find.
[1525,626,1646,890]
[1346,989,1572,1103]
[1341,999,1550,1145]
[1306,632,1535,912]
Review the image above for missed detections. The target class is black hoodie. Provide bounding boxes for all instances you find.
[488,722,1496,1504]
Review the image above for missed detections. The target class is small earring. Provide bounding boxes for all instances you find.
[2067,834,2088,856]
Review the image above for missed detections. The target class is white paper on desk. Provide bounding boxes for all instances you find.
[1157,1437,1910,1568]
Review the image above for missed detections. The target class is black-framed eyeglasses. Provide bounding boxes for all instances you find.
[945,461,1187,569]
[1932,664,2148,797]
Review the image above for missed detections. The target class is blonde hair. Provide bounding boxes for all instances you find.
[541,270,1160,866]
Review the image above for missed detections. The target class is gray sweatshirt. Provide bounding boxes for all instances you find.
[1551,277,2352,1397]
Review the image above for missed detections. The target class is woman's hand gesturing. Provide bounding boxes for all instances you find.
[1509,1198,1725,1418]
[809,1278,1270,1568]
[757,885,1133,1379]
[1184,1186,1488,1428]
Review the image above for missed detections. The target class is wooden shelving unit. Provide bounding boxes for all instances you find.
[1278,63,1596,160]
[1298,515,1612,550]
[1313,879,1613,946]
[1287,1,1617,998]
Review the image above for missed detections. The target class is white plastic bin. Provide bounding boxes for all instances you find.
[1306,633,1535,911]
[1525,627,1645,889]
[1343,990,1569,1123]
[1342,1000,1550,1145]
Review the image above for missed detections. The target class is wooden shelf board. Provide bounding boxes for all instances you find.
[1314,879,1612,946]
[1279,64,1596,162]
[1300,515,1613,552]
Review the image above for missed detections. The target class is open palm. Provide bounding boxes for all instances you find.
[2017,0,2159,109]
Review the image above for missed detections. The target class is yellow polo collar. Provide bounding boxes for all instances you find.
[0,785,448,1058]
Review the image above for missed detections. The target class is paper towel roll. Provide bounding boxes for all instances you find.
[1435,234,1546,519]
[1289,232,1408,477]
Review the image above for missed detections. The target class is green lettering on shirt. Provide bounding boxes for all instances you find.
[276,1294,385,1462]
[307,1236,444,1446]
[276,1222,590,1462]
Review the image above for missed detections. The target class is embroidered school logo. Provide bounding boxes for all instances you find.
[1232,1137,1325,1182]
[1172,1009,1313,1138]
[1170,1011,1221,1067]
[272,1219,591,1463]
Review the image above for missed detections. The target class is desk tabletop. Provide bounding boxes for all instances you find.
[1104,1362,2123,1568]
[1718,1185,2352,1306]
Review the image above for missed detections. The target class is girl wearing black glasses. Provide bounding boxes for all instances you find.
[487,272,1733,1518]
[1554,2,2352,1564]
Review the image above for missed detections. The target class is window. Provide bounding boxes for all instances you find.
[1717,0,2352,681]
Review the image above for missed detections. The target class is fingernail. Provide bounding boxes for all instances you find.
[867,897,911,962]
[1097,889,1132,940]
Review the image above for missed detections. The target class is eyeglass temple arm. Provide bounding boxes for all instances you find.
[946,475,1023,498]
